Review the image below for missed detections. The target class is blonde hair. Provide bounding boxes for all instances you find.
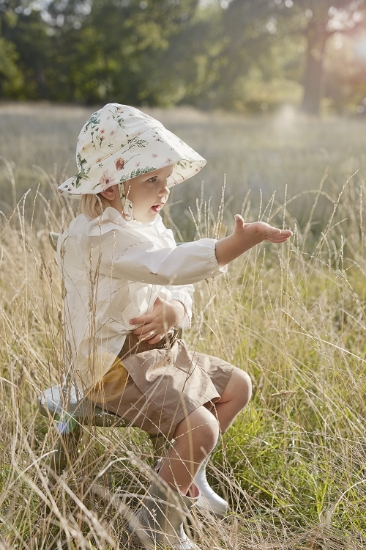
[79,193,110,220]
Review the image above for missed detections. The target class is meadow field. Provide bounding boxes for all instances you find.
[1,102,366,549]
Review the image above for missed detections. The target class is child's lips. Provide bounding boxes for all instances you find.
[152,204,164,212]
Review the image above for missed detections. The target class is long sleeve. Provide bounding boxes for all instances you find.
[89,229,226,286]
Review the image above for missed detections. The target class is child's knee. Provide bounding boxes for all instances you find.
[241,370,252,405]
[201,409,220,450]
[192,407,220,453]
[175,406,220,451]
[193,407,219,445]
[229,368,252,407]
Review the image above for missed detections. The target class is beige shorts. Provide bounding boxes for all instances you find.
[97,339,238,440]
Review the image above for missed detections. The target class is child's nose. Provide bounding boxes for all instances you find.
[158,182,170,197]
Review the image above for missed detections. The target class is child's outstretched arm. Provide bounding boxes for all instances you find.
[215,215,292,267]
[129,217,291,344]
[89,214,292,286]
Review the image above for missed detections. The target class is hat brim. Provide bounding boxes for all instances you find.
[58,125,206,196]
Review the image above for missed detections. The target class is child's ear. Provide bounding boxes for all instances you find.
[100,185,117,201]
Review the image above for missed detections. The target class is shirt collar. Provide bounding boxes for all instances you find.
[86,206,164,236]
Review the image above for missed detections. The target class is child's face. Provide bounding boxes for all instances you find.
[123,165,173,223]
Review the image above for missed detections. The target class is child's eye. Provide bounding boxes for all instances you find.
[147,176,158,183]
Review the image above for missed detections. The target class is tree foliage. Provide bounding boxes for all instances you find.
[1,0,366,114]
[269,0,366,114]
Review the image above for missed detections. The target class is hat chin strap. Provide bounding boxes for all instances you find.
[120,184,134,221]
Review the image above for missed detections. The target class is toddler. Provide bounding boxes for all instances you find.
[57,103,292,549]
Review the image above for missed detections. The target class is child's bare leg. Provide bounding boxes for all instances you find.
[157,371,250,494]
[211,369,252,433]
[158,406,220,495]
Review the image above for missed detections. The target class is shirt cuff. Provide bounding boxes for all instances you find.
[207,239,228,277]
[169,291,193,329]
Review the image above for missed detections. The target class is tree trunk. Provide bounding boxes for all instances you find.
[300,20,328,116]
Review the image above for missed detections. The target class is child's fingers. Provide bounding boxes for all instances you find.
[132,323,154,336]
[234,214,245,229]
[138,328,165,343]
[275,229,292,240]
[132,318,167,339]
[267,229,292,243]
[131,298,167,325]
[129,317,140,325]
[130,312,153,325]
[136,331,156,341]
[146,333,165,344]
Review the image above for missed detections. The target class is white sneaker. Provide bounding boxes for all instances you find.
[194,456,229,517]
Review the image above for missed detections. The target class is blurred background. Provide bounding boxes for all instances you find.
[2,0,366,235]
[3,0,366,115]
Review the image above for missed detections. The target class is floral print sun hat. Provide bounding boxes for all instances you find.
[58,103,207,196]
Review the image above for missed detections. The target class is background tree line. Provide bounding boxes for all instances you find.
[2,0,366,115]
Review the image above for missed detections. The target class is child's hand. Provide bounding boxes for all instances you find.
[234,215,293,244]
[215,214,292,267]
[129,297,185,344]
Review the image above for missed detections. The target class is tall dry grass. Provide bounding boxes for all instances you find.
[1,104,366,549]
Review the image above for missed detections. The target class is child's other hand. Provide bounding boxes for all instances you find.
[129,297,185,344]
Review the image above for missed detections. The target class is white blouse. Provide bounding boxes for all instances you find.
[57,207,226,390]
